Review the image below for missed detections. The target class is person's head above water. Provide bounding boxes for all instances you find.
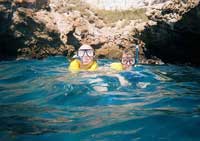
[68,44,97,71]
[121,49,135,70]
[77,44,95,65]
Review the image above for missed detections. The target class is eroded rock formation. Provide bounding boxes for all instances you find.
[139,0,200,65]
[0,0,199,65]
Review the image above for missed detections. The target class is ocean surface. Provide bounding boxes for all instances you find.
[0,56,200,141]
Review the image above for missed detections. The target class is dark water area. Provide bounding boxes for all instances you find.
[0,56,200,141]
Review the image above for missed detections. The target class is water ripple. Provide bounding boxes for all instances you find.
[0,57,200,141]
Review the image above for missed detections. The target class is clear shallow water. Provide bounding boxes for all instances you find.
[0,56,200,141]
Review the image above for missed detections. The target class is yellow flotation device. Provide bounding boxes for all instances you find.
[110,62,123,71]
[68,59,98,72]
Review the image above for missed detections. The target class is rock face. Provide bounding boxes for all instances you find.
[0,0,200,65]
[0,0,146,61]
[138,0,200,65]
[0,0,66,59]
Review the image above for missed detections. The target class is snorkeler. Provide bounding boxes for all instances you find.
[110,49,135,71]
[68,44,98,71]
[67,46,132,92]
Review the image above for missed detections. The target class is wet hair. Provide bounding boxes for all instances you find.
[122,49,134,58]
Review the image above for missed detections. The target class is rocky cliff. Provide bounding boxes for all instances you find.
[0,0,69,59]
[0,0,199,65]
[139,0,200,65]
[0,0,147,61]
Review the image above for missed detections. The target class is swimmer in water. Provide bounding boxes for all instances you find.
[68,44,98,71]
[110,49,135,71]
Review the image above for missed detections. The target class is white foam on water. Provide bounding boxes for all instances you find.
[136,82,151,89]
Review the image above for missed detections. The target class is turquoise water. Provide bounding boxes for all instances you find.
[0,56,200,141]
